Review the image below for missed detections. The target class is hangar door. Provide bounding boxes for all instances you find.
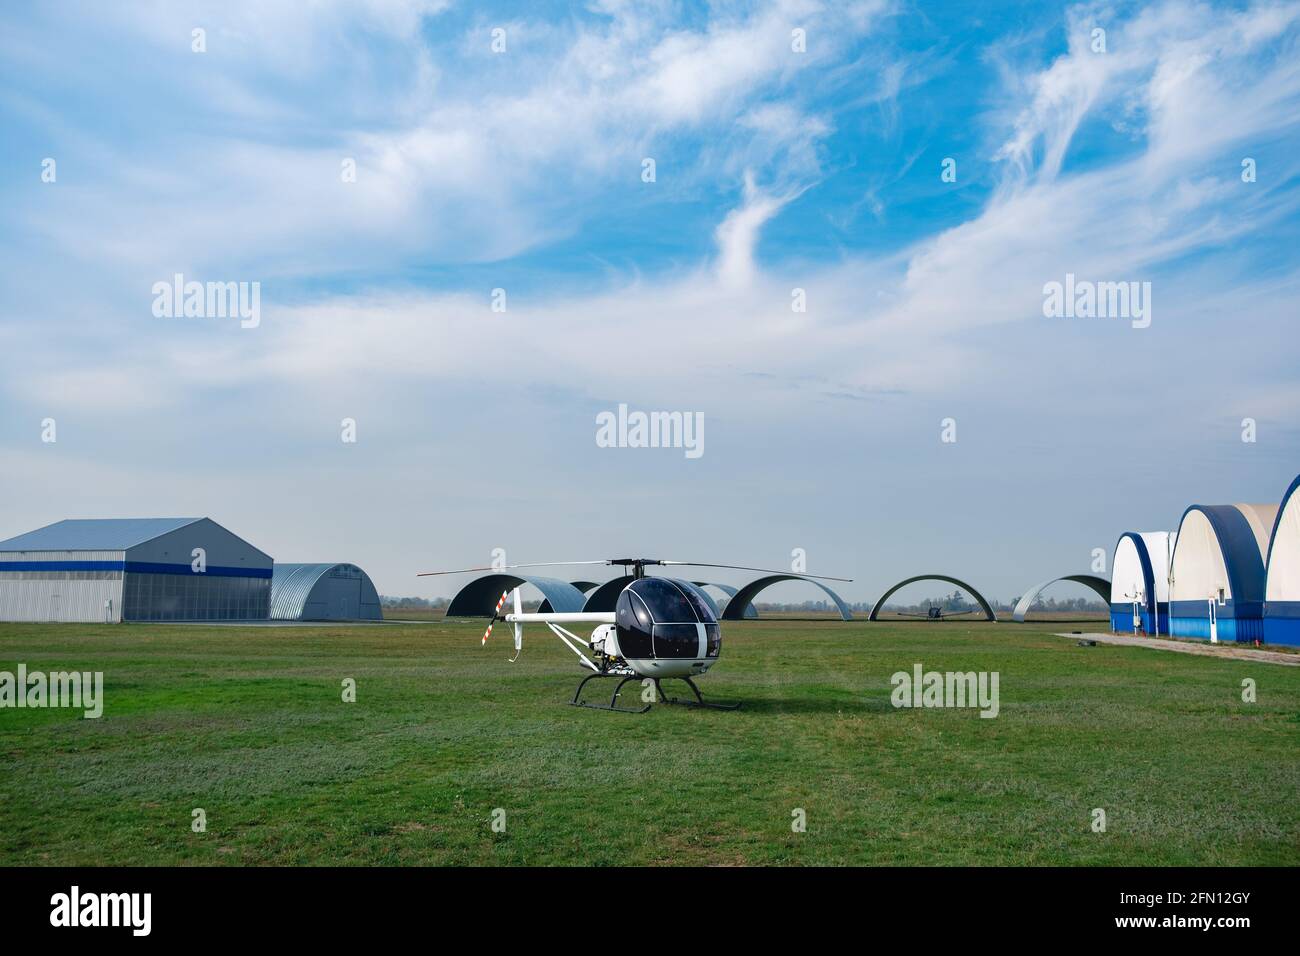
[306,566,364,620]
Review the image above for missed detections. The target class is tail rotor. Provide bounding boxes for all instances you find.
[481,589,511,645]
[481,588,526,663]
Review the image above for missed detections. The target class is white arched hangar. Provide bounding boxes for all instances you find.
[1169,503,1275,643]
[1109,531,1175,634]
[1265,475,1300,646]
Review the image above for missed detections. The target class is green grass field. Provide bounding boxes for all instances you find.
[1,619,1296,866]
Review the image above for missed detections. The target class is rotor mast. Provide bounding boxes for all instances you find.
[607,558,663,579]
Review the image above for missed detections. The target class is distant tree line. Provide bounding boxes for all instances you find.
[879,589,1106,614]
[381,595,547,611]
[1012,595,1107,612]
[380,596,450,609]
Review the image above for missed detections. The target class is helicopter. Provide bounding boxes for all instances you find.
[417,558,852,713]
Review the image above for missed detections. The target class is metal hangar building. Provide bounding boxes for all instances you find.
[269,563,383,621]
[0,517,273,623]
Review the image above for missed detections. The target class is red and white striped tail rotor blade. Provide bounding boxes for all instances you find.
[481,589,511,645]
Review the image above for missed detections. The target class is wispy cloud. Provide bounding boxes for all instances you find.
[3,0,888,281]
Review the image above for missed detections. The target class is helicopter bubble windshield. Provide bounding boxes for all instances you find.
[615,577,721,661]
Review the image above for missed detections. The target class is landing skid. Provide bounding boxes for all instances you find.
[570,672,650,713]
[654,676,742,711]
[569,672,741,713]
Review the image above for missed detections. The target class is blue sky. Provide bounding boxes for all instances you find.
[1,0,1298,604]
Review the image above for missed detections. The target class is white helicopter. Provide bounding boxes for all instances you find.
[417,558,852,713]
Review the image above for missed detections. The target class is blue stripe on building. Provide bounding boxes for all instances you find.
[0,560,271,578]
[1109,601,1170,635]
[1263,618,1300,646]
[1169,599,1265,642]
[1264,600,1300,647]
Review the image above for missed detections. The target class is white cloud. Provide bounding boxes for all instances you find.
[3,0,887,282]
[8,2,1300,427]
[714,172,798,288]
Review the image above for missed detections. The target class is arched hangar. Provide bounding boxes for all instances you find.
[1169,503,1276,642]
[718,575,853,621]
[1011,574,1110,623]
[270,563,382,621]
[581,576,635,613]
[869,575,996,622]
[1265,474,1300,646]
[445,574,588,616]
[1108,532,1175,634]
[692,582,757,620]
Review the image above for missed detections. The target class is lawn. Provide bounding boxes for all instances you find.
[1,618,1296,866]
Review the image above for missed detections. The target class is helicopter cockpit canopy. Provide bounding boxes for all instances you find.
[615,577,722,661]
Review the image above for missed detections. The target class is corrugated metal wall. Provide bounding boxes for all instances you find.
[0,550,125,564]
[0,550,125,622]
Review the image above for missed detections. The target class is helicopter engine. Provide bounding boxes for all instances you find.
[589,624,621,664]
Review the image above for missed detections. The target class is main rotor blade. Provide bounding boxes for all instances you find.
[417,560,610,577]
[658,560,852,583]
[419,558,853,582]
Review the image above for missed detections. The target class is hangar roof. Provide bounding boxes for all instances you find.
[1111,531,1176,607]
[0,517,202,551]
[1171,504,1272,605]
[270,563,339,615]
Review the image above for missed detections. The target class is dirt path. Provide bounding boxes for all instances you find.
[1055,632,1300,666]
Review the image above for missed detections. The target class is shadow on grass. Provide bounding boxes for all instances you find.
[698,695,896,715]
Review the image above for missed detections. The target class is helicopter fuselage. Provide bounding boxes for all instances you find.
[506,576,723,679]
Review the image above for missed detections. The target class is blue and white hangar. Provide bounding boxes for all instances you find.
[0,518,273,623]
[1265,475,1300,646]
[1109,531,1175,634]
[1168,503,1276,642]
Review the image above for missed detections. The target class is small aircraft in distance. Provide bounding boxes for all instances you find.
[891,603,981,621]
[417,557,852,713]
